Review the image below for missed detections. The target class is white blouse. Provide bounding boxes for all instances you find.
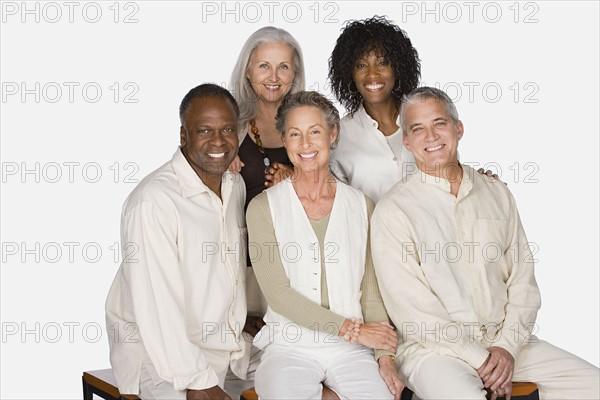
[330,106,416,203]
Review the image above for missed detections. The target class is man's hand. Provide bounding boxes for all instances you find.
[243,315,265,337]
[477,346,514,400]
[264,162,292,187]
[378,355,404,400]
[186,386,231,400]
[477,167,504,183]
[228,155,244,174]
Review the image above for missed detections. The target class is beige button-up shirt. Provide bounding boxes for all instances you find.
[105,148,248,394]
[372,165,541,370]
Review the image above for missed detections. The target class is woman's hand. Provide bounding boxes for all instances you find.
[265,162,293,187]
[228,155,244,174]
[378,355,404,400]
[353,321,398,353]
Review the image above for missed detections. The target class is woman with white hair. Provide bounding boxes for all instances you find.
[229,26,303,209]
[229,28,347,400]
[229,25,305,338]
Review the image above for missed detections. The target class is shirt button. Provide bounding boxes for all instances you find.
[393,156,397,161]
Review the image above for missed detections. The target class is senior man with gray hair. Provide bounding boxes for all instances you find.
[371,86,599,399]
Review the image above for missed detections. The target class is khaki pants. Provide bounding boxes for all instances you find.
[401,338,600,399]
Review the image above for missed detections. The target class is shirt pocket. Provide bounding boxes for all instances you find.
[474,218,510,280]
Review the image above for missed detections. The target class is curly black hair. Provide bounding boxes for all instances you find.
[328,16,421,116]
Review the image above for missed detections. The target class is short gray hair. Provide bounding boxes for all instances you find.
[399,86,460,135]
[229,26,306,139]
[275,91,340,148]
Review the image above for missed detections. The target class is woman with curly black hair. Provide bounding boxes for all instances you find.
[328,16,421,203]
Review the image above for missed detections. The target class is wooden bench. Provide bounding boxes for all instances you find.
[487,382,539,399]
[82,369,139,400]
[241,382,539,400]
[84,369,538,400]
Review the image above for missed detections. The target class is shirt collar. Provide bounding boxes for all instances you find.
[356,105,402,134]
[356,105,376,127]
[417,163,474,199]
[171,147,233,199]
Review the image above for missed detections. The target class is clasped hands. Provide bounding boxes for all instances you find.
[477,346,515,400]
[340,318,397,353]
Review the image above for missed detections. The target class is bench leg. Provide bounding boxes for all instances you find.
[82,375,93,400]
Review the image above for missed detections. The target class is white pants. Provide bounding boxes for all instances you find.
[139,346,261,400]
[255,342,393,400]
[400,339,600,399]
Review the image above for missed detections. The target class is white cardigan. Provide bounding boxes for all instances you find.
[254,178,368,348]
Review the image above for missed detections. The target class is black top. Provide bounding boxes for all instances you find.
[239,133,291,210]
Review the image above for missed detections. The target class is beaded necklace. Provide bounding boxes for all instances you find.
[250,119,271,172]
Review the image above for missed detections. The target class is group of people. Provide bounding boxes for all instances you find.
[105,17,600,400]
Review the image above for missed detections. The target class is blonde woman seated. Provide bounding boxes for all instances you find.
[246,91,403,400]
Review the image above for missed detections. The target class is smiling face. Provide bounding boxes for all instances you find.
[282,105,338,174]
[352,50,396,106]
[180,96,239,184]
[246,42,295,105]
[402,98,463,177]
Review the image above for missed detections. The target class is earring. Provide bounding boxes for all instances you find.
[392,80,402,95]
[347,82,357,96]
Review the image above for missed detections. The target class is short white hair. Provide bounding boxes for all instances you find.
[400,86,460,135]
